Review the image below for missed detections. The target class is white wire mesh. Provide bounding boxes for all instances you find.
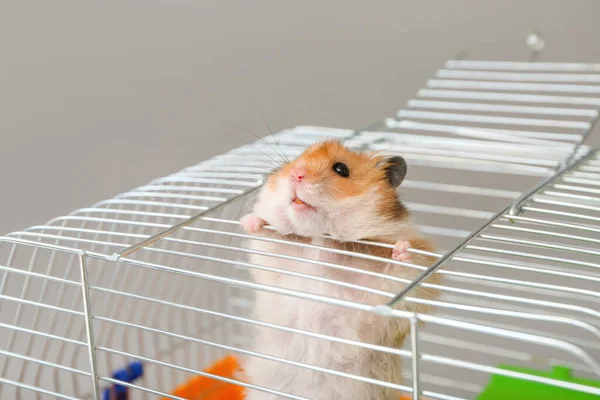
[1,60,600,400]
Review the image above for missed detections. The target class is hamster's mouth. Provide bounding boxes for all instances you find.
[290,196,315,211]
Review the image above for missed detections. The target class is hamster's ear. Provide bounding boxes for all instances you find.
[379,156,407,188]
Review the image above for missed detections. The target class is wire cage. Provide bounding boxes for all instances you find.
[2,55,600,400]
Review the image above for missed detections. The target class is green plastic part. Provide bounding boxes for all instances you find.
[477,365,600,400]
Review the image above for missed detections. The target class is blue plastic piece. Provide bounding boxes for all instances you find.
[102,361,144,400]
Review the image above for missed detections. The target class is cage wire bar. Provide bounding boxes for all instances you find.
[1,57,600,400]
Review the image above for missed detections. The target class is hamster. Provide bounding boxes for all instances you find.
[238,140,441,400]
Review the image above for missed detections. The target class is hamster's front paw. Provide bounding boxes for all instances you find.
[240,213,266,234]
[392,240,412,262]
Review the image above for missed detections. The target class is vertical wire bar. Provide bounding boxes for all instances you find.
[410,316,421,400]
[78,252,101,400]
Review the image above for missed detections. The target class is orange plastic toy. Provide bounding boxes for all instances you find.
[164,355,245,400]
[166,355,420,400]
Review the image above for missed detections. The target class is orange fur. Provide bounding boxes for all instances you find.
[275,140,399,200]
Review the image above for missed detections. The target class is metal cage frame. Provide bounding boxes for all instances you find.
[1,56,600,400]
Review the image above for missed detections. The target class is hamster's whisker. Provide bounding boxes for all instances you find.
[209,129,284,169]
[253,100,290,163]
[323,183,349,197]
[213,116,287,168]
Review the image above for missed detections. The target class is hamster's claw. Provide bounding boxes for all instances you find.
[392,240,412,262]
[240,213,266,234]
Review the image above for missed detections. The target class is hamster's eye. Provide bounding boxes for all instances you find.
[332,162,350,178]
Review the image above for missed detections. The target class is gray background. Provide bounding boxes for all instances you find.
[1,0,599,235]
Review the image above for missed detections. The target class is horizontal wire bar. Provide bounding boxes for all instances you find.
[417,315,600,376]
[420,391,465,400]
[184,165,272,173]
[94,306,410,359]
[408,99,598,117]
[580,165,600,173]
[419,375,481,395]
[95,318,511,400]
[115,185,261,258]
[465,245,600,278]
[157,230,425,273]
[131,185,232,197]
[491,223,600,245]
[147,177,261,187]
[0,264,80,287]
[14,228,422,288]
[369,143,560,167]
[93,198,208,210]
[402,180,520,198]
[532,196,600,212]
[436,69,600,83]
[116,191,238,202]
[552,183,600,195]
[404,203,493,219]
[543,187,600,201]
[433,311,600,355]
[440,267,600,300]
[0,349,90,376]
[562,176,600,186]
[386,152,571,307]
[0,378,79,400]
[71,207,191,220]
[147,242,404,296]
[93,321,412,393]
[418,89,600,106]
[441,292,600,329]
[45,216,168,229]
[97,348,309,400]
[0,322,86,346]
[427,280,600,319]
[133,180,245,194]
[10,232,129,249]
[412,298,600,339]
[115,255,386,315]
[444,60,600,72]
[395,153,552,176]
[428,79,600,94]
[419,332,527,361]
[82,234,600,337]
[500,214,600,234]
[570,170,600,179]
[0,236,108,258]
[446,269,598,308]
[0,294,84,316]
[419,225,470,238]
[94,273,600,353]
[13,221,600,308]
[190,218,600,301]
[480,234,600,257]
[421,355,600,396]
[522,206,600,223]
[174,171,266,179]
[98,377,186,400]
[21,224,598,322]
[397,110,590,129]
[353,132,572,158]
[386,119,582,143]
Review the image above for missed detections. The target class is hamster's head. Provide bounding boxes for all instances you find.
[253,140,409,241]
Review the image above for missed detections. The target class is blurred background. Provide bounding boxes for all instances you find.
[1,0,599,234]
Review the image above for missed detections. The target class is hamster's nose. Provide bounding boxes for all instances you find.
[290,167,307,182]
